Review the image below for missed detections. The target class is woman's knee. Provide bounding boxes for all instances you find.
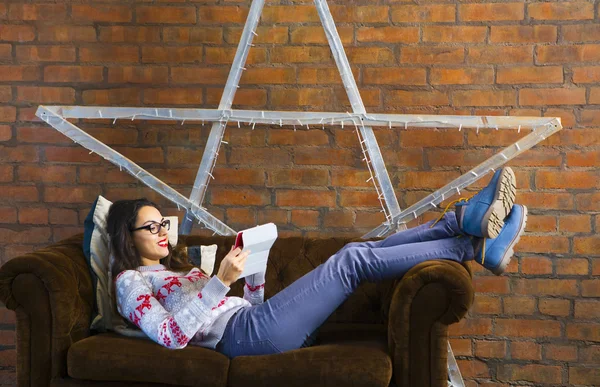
[333,245,371,272]
[339,241,360,252]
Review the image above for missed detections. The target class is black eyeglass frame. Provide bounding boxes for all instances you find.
[130,219,171,234]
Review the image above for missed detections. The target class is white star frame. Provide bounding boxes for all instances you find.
[36,0,562,241]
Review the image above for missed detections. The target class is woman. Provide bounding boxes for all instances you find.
[108,167,526,357]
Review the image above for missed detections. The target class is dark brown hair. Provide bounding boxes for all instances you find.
[107,198,194,278]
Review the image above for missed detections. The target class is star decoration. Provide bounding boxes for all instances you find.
[36,0,561,238]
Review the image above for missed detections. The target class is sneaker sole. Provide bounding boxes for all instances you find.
[492,205,527,276]
[481,167,517,239]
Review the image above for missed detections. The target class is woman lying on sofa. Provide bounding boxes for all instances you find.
[107,167,526,357]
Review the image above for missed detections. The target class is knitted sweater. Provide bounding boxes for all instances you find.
[115,263,265,350]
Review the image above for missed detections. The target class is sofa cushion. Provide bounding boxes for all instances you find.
[228,325,391,387]
[229,342,392,387]
[67,333,229,386]
[68,329,391,387]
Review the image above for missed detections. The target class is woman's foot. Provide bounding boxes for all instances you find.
[456,167,516,239]
[475,204,527,275]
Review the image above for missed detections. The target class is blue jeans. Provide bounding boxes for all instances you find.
[216,211,473,358]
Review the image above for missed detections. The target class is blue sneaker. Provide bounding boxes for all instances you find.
[456,167,516,239]
[475,204,527,275]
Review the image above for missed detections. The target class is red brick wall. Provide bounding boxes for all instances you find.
[1,1,599,385]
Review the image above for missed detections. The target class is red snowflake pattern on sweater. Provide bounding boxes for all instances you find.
[128,294,153,328]
[135,294,153,315]
[211,297,229,310]
[158,320,172,347]
[155,289,167,302]
[129,311,141,328]
[246,283,265,292]
[168,317,189,346]
[154,272,204,303]
[156,318,189,348]
[162,276,183,294]
[184,270,207,283]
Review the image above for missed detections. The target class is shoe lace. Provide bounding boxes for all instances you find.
[429,196,472,229]
[428,193,487,267]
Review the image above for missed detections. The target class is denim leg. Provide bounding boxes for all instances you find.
[217,233,473,358]
[346,211,462,250]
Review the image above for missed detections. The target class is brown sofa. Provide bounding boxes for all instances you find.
[0,233,474,387]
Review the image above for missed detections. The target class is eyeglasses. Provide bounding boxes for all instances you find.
[130,219,170,234]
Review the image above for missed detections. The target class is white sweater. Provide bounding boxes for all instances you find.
[115,264,265,350]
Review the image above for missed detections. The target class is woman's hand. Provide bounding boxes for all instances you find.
[216,246,250,287]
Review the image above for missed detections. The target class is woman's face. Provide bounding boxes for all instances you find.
[131,205,170,266]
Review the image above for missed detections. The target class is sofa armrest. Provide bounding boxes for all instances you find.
[387,260,473,387]
[0,234,93,386]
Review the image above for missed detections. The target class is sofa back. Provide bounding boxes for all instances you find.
[183,235,396,325]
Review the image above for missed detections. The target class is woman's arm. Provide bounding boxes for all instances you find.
[243,271,265,305]
[115,270,229,349]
